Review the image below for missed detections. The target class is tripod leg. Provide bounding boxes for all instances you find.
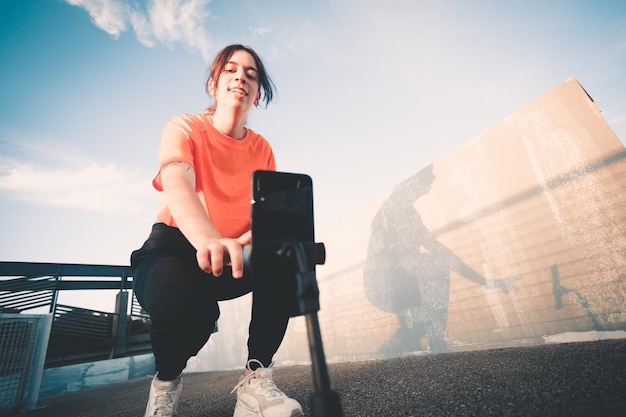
[306,312,343,417]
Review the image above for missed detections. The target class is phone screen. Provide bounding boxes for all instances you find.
[249,170,315,316]
[251,170,314,244]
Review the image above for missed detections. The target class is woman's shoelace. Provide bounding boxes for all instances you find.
[230,359,286,399]
[153,391,176,414]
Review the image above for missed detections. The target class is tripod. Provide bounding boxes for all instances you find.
[244,170,343,417]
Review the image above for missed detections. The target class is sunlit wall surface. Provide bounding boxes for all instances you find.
[191,77,626,371]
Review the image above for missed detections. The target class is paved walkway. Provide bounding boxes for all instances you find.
[15,338,626,417]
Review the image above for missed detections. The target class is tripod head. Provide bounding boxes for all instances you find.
[243,240,326,317]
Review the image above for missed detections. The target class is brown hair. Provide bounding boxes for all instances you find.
[205,44,276,113]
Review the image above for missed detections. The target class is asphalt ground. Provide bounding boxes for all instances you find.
[13,338,626,417]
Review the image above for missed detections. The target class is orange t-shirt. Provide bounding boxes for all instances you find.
[152,113,276,238]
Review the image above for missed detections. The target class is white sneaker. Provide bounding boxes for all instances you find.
[232,360,303,417]
[144,373,183,417]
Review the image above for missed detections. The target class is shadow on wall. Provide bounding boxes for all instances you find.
[363,165,519,356]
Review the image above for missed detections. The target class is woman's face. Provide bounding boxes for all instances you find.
[211,49,261,114]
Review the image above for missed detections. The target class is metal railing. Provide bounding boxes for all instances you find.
[0,262,152,368]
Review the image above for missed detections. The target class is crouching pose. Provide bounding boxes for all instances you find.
[131,44,303,417]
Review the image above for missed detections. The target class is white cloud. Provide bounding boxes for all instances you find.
[0,155,155,216]
[67,0,214,59]
[149,0,213,57]
[66,0,130,38]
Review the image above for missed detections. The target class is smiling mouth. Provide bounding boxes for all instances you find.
[229,87,248,96]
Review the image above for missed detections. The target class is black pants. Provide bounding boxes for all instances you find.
[130,223,290,379]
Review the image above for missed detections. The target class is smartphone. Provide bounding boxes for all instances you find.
[248,170,315,316]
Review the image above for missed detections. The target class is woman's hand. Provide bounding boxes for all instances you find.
[196,231,251,278]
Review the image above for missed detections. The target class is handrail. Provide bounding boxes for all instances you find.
[0,261,133,291]
[0,261,132,277]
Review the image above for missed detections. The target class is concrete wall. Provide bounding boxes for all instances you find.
[188,77,626,372]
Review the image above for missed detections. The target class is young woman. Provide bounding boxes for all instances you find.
[131,44,303,417]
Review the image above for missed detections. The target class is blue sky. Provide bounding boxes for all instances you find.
[1,0,625,275]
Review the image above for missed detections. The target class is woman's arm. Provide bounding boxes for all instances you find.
[160,161,249,278]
